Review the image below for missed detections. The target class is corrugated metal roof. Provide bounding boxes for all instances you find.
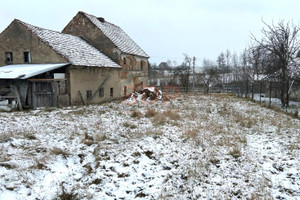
[17,20,121,68]
[82,12,149,58]
[0,63,69,79]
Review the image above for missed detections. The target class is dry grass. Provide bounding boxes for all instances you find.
[0,132,13,143]
[123,122,137,129]
[51,147,71,158]
[228,146,242,159]
[163,109,180,120]
[23,132,37,140]
[151,114,167,126]
[93,132,106,142]
[145,129,163,137]
[144,109,158,118]
[184,129,199,140]
[130,110,142,118]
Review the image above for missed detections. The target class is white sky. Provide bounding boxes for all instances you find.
[1,0,300,66]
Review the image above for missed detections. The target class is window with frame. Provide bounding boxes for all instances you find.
[99,87,104,97]
[5,52,13,64]
[24,52,31,63]
[110,87,113,97]
[86,90,92,100]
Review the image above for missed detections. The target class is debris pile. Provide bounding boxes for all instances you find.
[123,86,162,105]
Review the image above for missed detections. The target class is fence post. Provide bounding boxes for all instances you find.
[259,81,262,104]
[286,79,289,108]
[269,81,272,108]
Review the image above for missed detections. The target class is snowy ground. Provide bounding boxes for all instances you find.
[0,94,299,199]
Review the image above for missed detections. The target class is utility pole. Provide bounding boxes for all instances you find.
[192,56,196,91]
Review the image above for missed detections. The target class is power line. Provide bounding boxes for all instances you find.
[150,55,203,60]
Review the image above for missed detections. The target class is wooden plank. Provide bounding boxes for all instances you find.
[29,79,67,81]
[51,81,59,106]
[0,96,17,99]
[78,91,84,105]
[13,84,23,111]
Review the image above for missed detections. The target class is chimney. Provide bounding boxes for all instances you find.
[98,17,105,22]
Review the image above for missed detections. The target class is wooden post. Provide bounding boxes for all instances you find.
[78,91,84,105]
[259,81,262,104]
[13,84,23,111]
[286,79,289,108]
[269,81,272,108]
[246,80,249,98]
[251,82,254,100]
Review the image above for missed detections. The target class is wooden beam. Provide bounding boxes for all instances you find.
[13,84,23,111]
[28,79,67,82]
[0,96,17,99]
[78,91,84,105]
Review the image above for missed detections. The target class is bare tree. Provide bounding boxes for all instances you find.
[217,52,226,73]
[173,54,192,93]
[225,49,232,72]
[247,44,266,99]
[238,49,252,97]
[251,20,300,107]
[200,59,220,93]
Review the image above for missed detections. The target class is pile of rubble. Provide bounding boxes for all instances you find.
[123,86,162,105]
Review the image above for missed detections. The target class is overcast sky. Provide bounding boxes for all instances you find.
[1,0,300,66]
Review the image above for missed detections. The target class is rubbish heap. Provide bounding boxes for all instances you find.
[123,86,162,105]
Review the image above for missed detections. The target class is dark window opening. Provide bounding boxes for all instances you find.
[24,52,31,63]
[123,86,127,96]
[123,57,126,65]
[5,52,13,64]
[110,88,113,97]
[86,90,92,100]
[99,87,104,97]
[140,60,143,70]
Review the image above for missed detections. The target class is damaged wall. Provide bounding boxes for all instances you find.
[119,54,148,95]
[62,12,149,96]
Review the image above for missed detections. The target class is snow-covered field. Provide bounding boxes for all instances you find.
[0,94,299,199]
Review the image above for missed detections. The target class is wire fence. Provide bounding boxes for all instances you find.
[151,79,300,117]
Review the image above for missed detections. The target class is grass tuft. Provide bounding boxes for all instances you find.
[145,109,157,118]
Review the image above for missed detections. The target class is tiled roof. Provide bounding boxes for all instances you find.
[82,12,149,58]
[18,20,121,68]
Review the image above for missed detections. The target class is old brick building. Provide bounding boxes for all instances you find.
[63,11,149,96]
[0,12,149,109]
[0,19,121,109]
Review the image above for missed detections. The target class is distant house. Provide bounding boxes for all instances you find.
[62,11,149,96]
[0,19,121,109]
